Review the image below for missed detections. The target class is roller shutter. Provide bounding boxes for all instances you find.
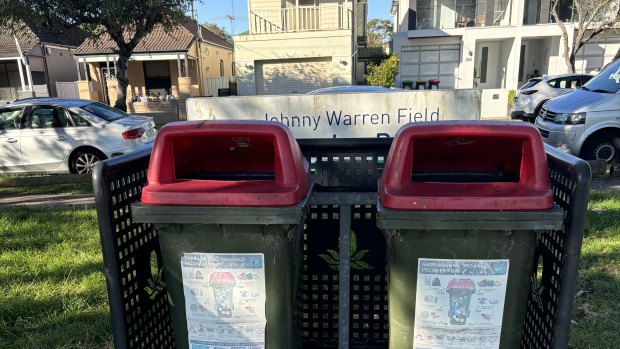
[255,58,333,95]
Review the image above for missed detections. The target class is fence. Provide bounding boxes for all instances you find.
[203,77,230,97]
[0,84,49,103]
[93,140,590,349]
[251,3,352,34]
[56,81,80,99]
[0,87,19,103]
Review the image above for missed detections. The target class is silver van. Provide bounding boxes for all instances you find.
[535,59,620,162]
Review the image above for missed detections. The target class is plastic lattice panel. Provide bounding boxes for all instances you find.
[94,151,175,349]
[307,154,385,190]
[302,203,389,349]
[520,149,590,349]
[350,204,388,345]
[299,139,391,192]
[302,204,341,348]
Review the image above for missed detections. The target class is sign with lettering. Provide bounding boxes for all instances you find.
[187,90,481,138]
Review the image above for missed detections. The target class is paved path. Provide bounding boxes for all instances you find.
[0,192,95,208]
[591,180,620,192]
[0,180,618,209]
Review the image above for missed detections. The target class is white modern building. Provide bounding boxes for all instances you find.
[234,0,376,95]
[390,0,620,90]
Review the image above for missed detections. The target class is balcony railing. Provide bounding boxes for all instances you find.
[415,0,512,30]
[250,4,352,34]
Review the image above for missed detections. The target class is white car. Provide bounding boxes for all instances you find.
[511,74,593,122]
[0,98,157,174]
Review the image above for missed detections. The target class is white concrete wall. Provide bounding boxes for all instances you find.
[234,30,353,95]
[480,89,510,119]
[187,89,481,138]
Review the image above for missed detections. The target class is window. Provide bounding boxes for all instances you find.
[480,47,489,83]
[520,78,541,89]
[220,59,224,77]
[31,106,69,128]
[580,75,593,86]
[67,111,91,127]
[0,108,25,130]
[583,59,620,94]
[81,102,128,121]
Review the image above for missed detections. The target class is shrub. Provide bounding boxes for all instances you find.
[366,54,399,88]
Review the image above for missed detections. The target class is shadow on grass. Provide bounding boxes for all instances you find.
[0,305,113,349]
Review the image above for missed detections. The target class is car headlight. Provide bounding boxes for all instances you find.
[553,112,586,125]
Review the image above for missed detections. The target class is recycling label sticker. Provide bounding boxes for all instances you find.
[413,258,509,349]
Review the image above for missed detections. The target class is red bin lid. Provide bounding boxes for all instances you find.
[378,121,553,211]
[141,120,311,206]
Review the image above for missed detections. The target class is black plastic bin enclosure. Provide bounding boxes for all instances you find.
[132,121,313,349]
[377,122,566,349]
[93,136,590,349]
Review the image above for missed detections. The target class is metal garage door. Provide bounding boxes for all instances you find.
[399,44,461,88]
[255,58,333,95]
[575,37,620,74]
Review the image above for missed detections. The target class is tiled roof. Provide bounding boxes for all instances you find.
[181,20,234,50]
[74,18,233,56]
[0,23,87,57]
[32,24,88,47]
[75,24,195,55]
[0,26,38,57]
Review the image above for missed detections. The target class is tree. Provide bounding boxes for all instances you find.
[203,22,232,43]
[0,0,189,111]
[367,18,393,48]
[551,0,620,73]
[366,54,398,87]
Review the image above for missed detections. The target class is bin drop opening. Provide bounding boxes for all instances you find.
[172,135,277,181]
[411,137,522,183]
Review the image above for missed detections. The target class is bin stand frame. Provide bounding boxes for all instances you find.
[310,192,378,349]
[93,141,590,349]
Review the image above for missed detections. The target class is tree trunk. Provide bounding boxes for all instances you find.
[113,52,130,112]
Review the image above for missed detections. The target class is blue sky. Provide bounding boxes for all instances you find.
[194,0,393,36]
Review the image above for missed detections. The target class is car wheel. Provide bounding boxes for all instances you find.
[581,134,620,163]
[70,149,106,174]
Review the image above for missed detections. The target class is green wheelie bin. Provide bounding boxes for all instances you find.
[133,120,312,349]
[377,121,564,349]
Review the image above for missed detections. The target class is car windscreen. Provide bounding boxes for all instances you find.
[582,59,620,94]
[81,102,128,121]
[520,79,541,89]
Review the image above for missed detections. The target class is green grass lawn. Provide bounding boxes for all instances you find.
[569,191,620,349]
[0,190,618,348]
[0,208,112,349]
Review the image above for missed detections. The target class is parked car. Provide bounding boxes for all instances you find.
[307,86,401,94]
[535,59,620,162]
[511,73,593,122]
[0,98,157,174]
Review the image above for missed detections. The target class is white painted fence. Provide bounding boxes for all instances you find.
[55,82,80,99]
[203,77,230,97]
